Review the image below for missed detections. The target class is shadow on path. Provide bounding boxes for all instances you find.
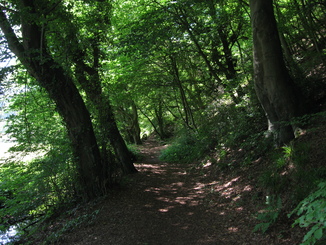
[59,138,299,245]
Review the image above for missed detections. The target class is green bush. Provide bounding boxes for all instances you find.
[127,144,143,162]
[0,149,77,238]
[258,169,288,194]
[290,141,325,202]
[258,141,324,202]
[159,133,200,164]
[289,182,326,245]
[253,195,282,233]
[0,82,104,241]
[160,101,266,166]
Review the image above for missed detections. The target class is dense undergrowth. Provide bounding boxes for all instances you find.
[160,101,267,165]
[159,109,326,245]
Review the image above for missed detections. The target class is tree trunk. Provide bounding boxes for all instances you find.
[74,52,138,174]
[139,107,163,139]
[250,0,300,145]
[39,63,105,199]
[0,6,105,200]
[131,102,142,145]
[103,99,138,173]
[154,101,168,139]
[170,55,196,130]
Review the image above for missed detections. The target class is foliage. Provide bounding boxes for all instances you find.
[258,115,326,200]
[0,81,78,238]
[205,99,269,169]
[127,144,143,161]
[254,113,326,238]
[289,182,326,245]
[0,150,77,234]
[5,85,67,152]
[253,195,282,234]
[159,132,200,164]
[39,209,100,245]
[159,98,266,166]
[0,0,325,242]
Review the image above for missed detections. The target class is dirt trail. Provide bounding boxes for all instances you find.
[58,138,302,245]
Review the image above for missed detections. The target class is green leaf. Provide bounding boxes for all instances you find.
[303,225,318,242]
[253,222,271,234]
[314,227,323,240]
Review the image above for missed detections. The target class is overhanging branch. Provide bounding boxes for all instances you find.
[0,9,26,63]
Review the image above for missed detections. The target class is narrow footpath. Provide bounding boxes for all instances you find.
[58,137,302,245]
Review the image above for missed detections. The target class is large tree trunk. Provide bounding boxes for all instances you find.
[37,63,105,199]
[0,3,105,200]
[74,46,138,174]
[250,0,300,145]
[102,98,138,173]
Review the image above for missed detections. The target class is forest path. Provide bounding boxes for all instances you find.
[59,137,299,245]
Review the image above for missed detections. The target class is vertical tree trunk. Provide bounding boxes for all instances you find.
[170,55,197,130]
[249,0,300,145]
[154,101,168,139]
[131,102,142,145]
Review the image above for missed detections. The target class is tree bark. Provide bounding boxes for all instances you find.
[155,101,168,139]
[103,99,138,173]
[74,50,138,174]
[170,55,196,130]
[130,102,142,145]
[0,3,105,200]
[250,0,300,145]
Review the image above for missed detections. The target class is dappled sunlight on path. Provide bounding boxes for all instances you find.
[59,138,301,245]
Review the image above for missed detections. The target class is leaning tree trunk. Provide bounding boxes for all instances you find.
[36,63,105,199]
[0,4,105,200]
[102,99,138,173]
[250,0,300,146]
[74,68,138,174]
[74,44,138,174]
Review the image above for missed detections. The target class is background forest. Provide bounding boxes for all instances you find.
[0,0,325,244]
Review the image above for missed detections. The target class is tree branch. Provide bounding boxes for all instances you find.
[0,9,26,61]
